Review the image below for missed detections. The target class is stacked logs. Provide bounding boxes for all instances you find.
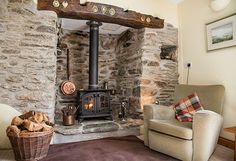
[7,111,53,137]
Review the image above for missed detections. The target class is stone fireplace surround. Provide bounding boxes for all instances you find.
[56,26,179,123]
[0,0,178,140]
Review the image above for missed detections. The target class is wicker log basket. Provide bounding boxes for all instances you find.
[6,111,54,161]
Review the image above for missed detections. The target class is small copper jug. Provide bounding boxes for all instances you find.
[63,115,75,126]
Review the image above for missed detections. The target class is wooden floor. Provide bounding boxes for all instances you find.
[209,144,234,161]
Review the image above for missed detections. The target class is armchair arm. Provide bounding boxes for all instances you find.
[192,110,223,161]
[143,104,175,146]
[143,104,175,120]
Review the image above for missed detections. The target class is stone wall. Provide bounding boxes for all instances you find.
[0,0,58,120]
[115,29,145,117]
[116,25,178,115]
[141,24,179,107]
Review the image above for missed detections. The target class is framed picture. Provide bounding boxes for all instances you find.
[206,14,236,51]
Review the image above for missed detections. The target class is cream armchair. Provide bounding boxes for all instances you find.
[143,85,225,161]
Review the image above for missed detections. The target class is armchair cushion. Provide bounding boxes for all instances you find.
[149,119,193,140]
[173,92,204,122]
[0,104,21,149]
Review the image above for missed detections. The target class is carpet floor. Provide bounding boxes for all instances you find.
[41,135,179,161]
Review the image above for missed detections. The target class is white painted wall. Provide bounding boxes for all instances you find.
[178,0,236,140]
[84,0,179,27]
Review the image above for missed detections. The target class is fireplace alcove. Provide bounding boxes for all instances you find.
[54,19,179,138]
[48,0,178,138]
[34,0,178,128]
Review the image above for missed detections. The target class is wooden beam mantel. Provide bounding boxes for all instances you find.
[37,0,164,29]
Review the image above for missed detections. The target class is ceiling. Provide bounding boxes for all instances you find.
[61,18,130,35]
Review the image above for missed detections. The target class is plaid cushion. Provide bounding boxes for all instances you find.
[173,92,204,122]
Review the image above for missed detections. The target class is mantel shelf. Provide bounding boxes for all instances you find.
[37,0,164,29]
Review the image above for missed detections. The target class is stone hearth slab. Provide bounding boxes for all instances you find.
[56,120,120,135]
[55,122,83,135]
[53,127,140,144]
[55,118,143,135]
[53,119,143,144]
[83,121,119,134]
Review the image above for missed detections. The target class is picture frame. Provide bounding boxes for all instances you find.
[206,14,236,51]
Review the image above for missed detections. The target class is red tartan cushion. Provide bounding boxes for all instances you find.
[173,92,204,122]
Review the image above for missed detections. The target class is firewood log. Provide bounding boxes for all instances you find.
[19,111,35,120]
[41,122,53,131]
[23,120,43,132]
[6,125,21,136]
[43,113,49,122]
[11,116,23,126]
[33,112,44,123]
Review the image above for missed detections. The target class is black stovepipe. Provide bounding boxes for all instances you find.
[86,21,102,89]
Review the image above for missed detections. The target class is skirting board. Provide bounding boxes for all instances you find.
[218,137,234,150]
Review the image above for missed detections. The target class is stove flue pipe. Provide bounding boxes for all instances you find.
[87,21,102,89]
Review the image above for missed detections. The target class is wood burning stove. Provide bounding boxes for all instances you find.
[77,21,112,122]
[78,89,112,122]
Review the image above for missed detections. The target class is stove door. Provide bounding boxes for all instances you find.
[81,92,96,116]
[96,92,110,114]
